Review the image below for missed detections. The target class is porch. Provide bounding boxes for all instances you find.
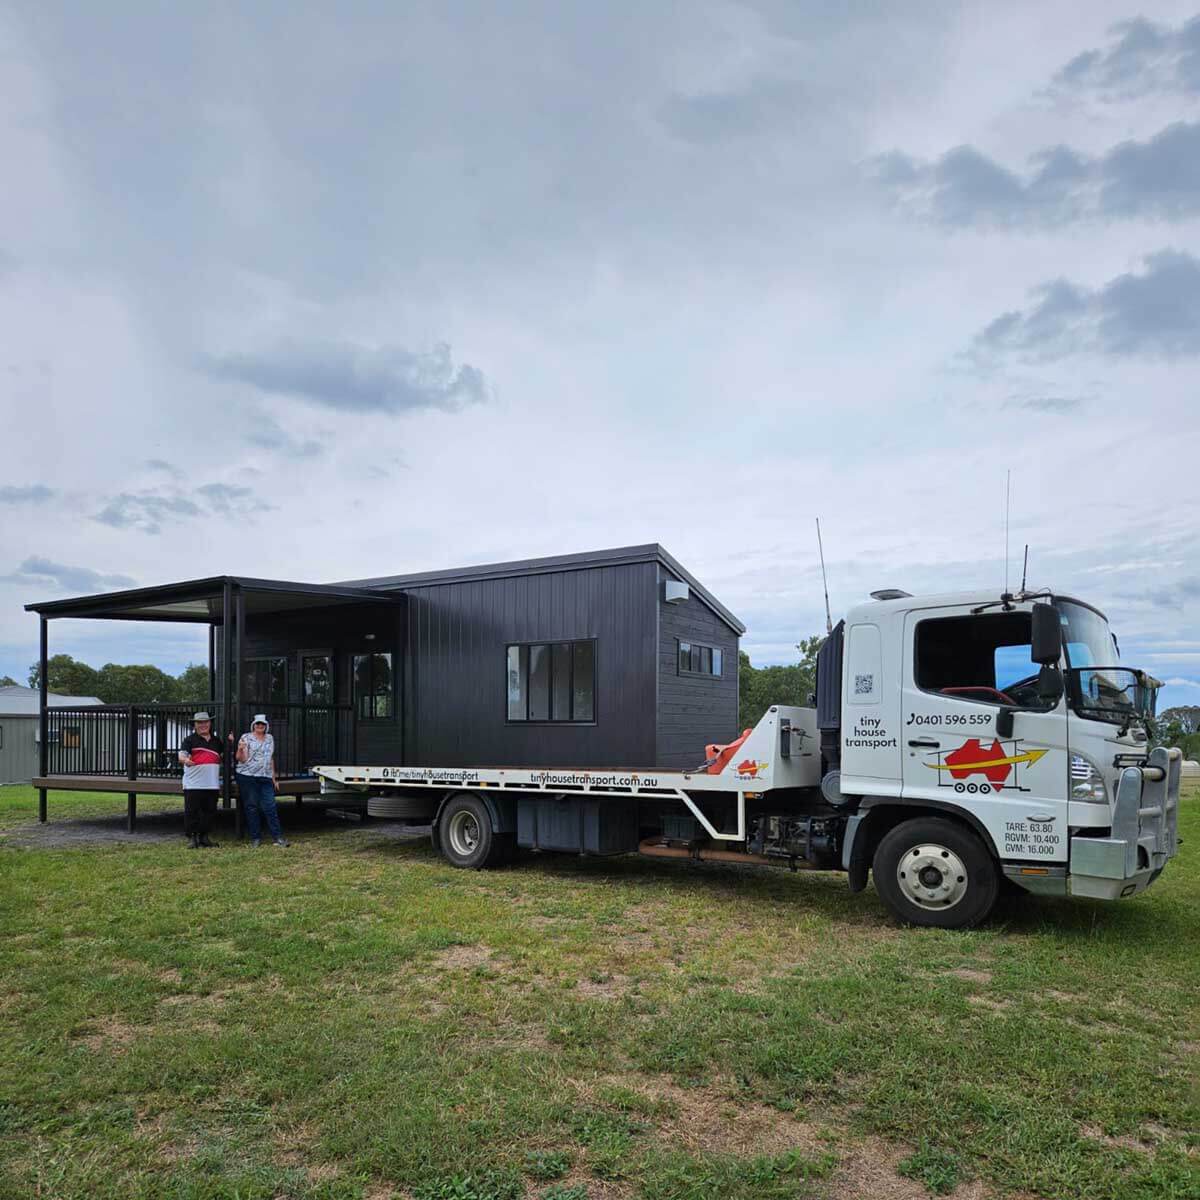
[26,576,403,835]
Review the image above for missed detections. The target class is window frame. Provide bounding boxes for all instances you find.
[676,638,724,678]
[505,638,597,725]
[299,649,335,708]
[912,610,1039,708]
[242,656,289,706]
[353,650,395,722]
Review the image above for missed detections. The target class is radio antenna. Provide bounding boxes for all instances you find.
[1020,543,1029,594]
[816,517,833,634]
[1004,469,1011,595]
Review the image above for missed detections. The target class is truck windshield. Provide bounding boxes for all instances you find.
[1056,600,1155,724]
[1056,600,1118,668]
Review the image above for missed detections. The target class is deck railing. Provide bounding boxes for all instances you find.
[43,703,356,780]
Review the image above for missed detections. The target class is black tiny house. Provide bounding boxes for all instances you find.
[341,544,743,770]
[26,547,744,815]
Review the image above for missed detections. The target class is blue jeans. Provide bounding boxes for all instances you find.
[237,774,283,842]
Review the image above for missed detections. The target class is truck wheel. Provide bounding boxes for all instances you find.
[438,792,507,870]
[873,817,998,929]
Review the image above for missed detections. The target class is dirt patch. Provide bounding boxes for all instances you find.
[71,1015,141,1053]
[577,974,632,1001]
[820,1135,990,1199]
[157,967,183,985]
[526,1168,634,1199]
[662,1088,827,1157]
[966,994,1011,1013]
[1043,989,1086,1004]
[433,944,495,970]
[1080,1123,1149,1153]
[948,968,993,985]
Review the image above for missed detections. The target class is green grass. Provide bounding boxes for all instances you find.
[0,784,1197,1199]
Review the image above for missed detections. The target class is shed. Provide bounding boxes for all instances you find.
[0,686,104,785]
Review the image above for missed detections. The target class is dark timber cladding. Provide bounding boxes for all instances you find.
[343,544,745,771]
[656,562,739,769]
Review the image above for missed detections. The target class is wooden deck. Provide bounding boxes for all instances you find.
[33,775,321,796]
[32,775,327,833]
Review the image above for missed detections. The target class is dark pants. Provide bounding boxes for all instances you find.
[237,774,283,842]
[183,789,218,836]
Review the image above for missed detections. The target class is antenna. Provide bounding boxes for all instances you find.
[816,517,833,635]
[1020,543,1029,593]
[1004,469,1011,595]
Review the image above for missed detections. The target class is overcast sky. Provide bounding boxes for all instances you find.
[1,1,1198,712]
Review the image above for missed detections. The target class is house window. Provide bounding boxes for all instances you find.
[678,640,723,677]
[303,655,333,705]
[243,657,287,705]
[507,640,595,722]
[354,652,394,720]
[915,612,1035,705]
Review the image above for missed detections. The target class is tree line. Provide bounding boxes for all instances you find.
[737,636,823,729]
[14,655,211,705]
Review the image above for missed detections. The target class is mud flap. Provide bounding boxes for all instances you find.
[842,812,871,893]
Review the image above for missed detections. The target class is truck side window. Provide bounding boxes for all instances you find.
[915,612,1036,706]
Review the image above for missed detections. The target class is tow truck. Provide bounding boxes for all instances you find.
[316,588,1181,927]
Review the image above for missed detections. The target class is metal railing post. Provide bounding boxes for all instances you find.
[37,617,48,822]
[126,704,138,832]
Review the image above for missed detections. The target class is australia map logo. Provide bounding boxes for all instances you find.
[923,738,1048,794]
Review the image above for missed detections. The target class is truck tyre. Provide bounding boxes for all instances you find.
[873,817,998,929]
[438,792,507,870]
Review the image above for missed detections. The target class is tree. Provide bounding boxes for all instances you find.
[738,635,823,730]
[27,654,102,698]
[0,675,17,687]
[176,663,212,700]
[95,663,180,705]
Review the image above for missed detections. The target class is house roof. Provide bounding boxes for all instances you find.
[339,543,746,634]
[0,685,104,715]
[24,576,403,622]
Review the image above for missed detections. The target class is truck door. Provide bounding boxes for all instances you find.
[900,605,1069,864]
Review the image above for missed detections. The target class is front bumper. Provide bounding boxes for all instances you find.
[1068,746,1181,900]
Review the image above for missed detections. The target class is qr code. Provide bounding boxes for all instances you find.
[854,673,874,695]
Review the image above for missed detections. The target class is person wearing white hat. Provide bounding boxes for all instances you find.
[178,711,224,849]
[235,714,287,847]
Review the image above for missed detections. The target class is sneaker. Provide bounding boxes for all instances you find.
[250,838,261,848]
[272,838,289,848]
[199,835,218,848]
[187,835,200,850]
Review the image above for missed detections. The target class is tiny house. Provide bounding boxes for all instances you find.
[25,546,744,814]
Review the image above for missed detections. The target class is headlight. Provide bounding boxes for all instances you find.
[1071,755,1108,803]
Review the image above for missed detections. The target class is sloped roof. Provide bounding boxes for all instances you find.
[339,543,745,634]
[0,686,104,715]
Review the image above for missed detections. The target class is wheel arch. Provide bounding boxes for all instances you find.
[844,798,1001,889]
[431,789,517,852]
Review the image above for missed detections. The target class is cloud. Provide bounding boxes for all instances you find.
[658,80,807,144]
[93,483,263,534]
[1,556,136,593]
[1162,676,1200,689]
[1144,577,1200,609]
[145,458,176,474]
[203,341,488,416]
[877,121,1200,228]
[1002,395,1084,414]
[970,250,1200,363]
[0,484,55,504]
[1051,15,1200,99]
[239,409,324,460]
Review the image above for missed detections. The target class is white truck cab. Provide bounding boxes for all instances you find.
[825,589,1180,922]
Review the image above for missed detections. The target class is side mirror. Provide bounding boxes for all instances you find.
[1031,603,1061,665]
[1036,664,1063,703]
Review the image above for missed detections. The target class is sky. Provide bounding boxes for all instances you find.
[1,1,1198,712]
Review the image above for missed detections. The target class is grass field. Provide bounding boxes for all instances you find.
[0,785,1196,1200]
